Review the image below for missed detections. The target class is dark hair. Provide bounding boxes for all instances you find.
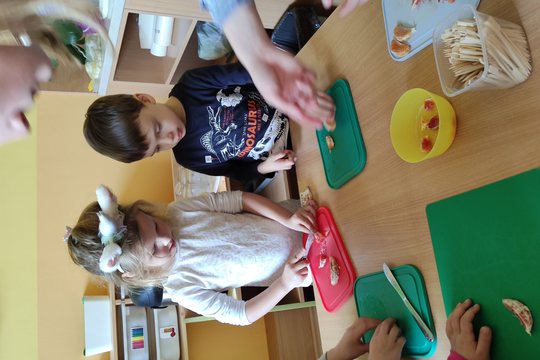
[84,95,148,163]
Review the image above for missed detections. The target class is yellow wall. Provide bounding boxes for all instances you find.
[1,90,270,360]
[0,108,38,360]
[187,319,270,360]
[36,91,173,360]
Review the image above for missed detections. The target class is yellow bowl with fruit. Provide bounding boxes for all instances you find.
[390,88,456,163]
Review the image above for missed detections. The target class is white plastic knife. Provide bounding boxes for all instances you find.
[382,263,435,342]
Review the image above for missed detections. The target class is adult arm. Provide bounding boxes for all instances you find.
[173,62,253,91]
[216,1,334,128]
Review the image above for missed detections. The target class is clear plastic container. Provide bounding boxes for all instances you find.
[433,4,531,97]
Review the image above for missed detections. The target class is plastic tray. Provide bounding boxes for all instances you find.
[302,206,356,312]
[354,264,436,358]
[382,0,481,62]
[316,79,366,189]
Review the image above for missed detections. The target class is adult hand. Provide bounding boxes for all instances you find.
[321,0,371,17]
[257,150,296,174]
[222,2,335,128]
[368,318,406,360]
[327,317,381,360]
[281,249,310,288]
[446,299,492,360]
[283,199,318,234]
[0,45,52,145]
[248,47,335,128]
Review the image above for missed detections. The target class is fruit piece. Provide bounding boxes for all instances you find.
[324,119,336,132]
[330,257,340,286]
[426,115,439,130]
[326,135,335,152]
[318,254,328,269]
[300,187,313,208]
[314,229,330,243]
[393,24,416,42]
[421,136,433,153]
[422,115,440,130]
[502,299,533,335]
[391,39,411,58]
[424,98,436,111]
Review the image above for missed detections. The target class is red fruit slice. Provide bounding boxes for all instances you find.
[502,299,533,335]
[426,115,439,130]
[421,136,433,153]
[424,98,436,111]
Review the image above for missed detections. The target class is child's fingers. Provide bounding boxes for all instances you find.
[290,248,307,263]
[292,258,310,271]
[476,326,492,356]
[307,199,319,209]
[397,335,407,347]
[460,303,480,334]
[355,317,382,334]
[300,209,317,229]
[448,299,473,333]
[389,322,402,340]
[303,201,318,216]
[282,149,296,162]
[376,318,396,335]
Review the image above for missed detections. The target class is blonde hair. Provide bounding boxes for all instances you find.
[66,200,174,288]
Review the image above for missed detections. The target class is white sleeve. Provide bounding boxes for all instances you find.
[168,191,243,214]
[170,284,250,326]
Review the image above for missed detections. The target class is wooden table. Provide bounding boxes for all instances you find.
[290,1,540,358]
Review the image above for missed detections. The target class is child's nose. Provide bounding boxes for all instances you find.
[156,235,171,247]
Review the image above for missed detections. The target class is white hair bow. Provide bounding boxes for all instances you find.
[96,185,126,273]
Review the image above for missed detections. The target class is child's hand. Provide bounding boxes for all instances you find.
[326,317,381,360]
[283,199,318,234]
[368,318,406,360]
[257,150,296,174]
[446,299,492,360]
[280,249,310,289]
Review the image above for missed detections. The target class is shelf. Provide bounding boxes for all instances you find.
[182,286,317,324]
[114,12,196,84]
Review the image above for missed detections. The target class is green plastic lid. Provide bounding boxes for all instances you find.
[354,265,437,358]
[316,79,367,189]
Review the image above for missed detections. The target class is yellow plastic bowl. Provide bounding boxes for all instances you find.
[390,88,456,163]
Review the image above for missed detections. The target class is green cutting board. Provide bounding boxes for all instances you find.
[355,265,436,358]
[426,168,540,359]
[316,79,367,189]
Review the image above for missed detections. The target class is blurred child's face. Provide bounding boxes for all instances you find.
[134,93,185,158]
[135,210,177,268]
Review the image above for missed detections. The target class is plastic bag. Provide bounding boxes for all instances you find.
[196,21,232,60]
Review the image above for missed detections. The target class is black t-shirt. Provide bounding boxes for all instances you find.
[170,63,289,183]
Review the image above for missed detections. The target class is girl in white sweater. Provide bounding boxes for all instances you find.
[66,185,317,325]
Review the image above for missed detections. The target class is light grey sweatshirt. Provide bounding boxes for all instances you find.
[163,191,310,325]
